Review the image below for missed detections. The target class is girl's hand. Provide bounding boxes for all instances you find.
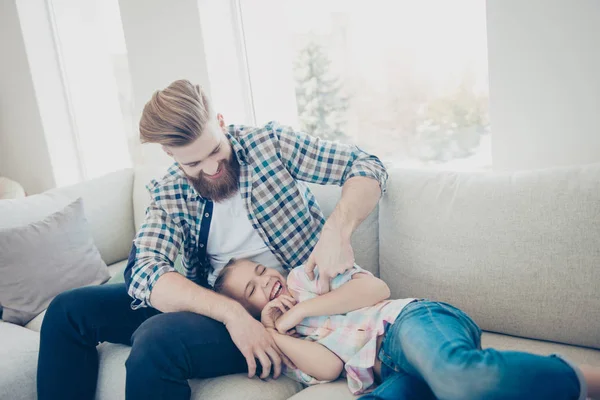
[261,295,296,329]
[275,304,306,334]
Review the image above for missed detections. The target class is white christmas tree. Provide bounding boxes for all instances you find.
[293,40,348,141]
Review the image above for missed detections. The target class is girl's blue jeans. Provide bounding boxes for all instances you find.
[360,300,586,400]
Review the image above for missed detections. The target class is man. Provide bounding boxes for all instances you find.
[37,80,388,400]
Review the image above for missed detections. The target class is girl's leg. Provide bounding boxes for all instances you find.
[359,364,436,400]
[381,300,585,400]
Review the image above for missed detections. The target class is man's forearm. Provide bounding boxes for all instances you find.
[149,272,247,324]
[328,176,382,237]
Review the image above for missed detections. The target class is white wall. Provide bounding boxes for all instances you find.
[0,0,56,194]
[118,0,212,166]
[16,0,83,187]
[487,0,600,170]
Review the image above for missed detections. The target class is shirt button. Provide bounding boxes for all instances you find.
[200,244,204,248]
[205,213,210,217]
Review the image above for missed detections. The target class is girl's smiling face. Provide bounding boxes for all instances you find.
[216,259,291,317]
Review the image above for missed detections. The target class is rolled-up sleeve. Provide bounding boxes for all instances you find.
[124,202,182,309]
[272,122,388,194]
[287,264,373,301]
[284,365,332,386]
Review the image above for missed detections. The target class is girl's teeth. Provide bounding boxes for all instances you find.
[272,282,283,299]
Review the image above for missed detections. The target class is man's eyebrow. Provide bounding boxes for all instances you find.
[182,142,221,166]
[244,264,261,297]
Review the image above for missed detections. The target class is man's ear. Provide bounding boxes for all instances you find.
[161,145,173,157]
[217,113,226,129]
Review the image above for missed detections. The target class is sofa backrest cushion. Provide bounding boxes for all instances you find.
[133,166,380,276]
[379,164,600,349]
[305,183,380,276]
[50,169,135,266]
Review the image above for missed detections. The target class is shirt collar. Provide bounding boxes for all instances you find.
[226,126,248,166]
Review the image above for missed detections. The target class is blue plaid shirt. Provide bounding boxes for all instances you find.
[124,121,388,309]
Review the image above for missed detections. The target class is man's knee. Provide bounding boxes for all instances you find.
[125,312,242,382]
[42,288,87,334]
[126,314,187,379]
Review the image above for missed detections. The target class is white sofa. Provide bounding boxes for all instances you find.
[1,164,600,400]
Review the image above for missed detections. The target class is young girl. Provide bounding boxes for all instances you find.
[214,259,600,399]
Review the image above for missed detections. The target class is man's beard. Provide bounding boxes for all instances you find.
[186,154,240,202]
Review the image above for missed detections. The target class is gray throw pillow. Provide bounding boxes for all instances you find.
[0,198,110,325]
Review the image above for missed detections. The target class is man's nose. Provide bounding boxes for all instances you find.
[203,159,219,176]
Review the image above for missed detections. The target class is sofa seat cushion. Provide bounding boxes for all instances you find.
[0,321,39,400]
[95,343,303,400]
[24,310,45,333]
[288,380,357,400]
[106,259,128,284]
[188,373,303,400]
[482,331,600,366]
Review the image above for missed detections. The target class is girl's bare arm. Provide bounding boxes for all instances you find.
[296,273,390,318]
[269,329,344,382]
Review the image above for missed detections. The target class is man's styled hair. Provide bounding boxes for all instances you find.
[139,79,213,147]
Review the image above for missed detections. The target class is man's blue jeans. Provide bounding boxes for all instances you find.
[37,283,247,400]
[361,301,586,400]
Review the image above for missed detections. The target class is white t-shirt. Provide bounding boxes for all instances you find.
[206,190,284,286]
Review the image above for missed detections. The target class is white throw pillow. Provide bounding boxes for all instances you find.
[0,177,25,199]
[0,191,70,229]
[0,198,110,325]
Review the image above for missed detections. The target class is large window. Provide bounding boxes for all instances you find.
[48,0,134,179]
[211,0,491,170]
[48,0,490,178]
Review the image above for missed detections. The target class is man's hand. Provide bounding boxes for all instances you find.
[224,309,293,379]
[261,295,296,329]
[305,220,354,293]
